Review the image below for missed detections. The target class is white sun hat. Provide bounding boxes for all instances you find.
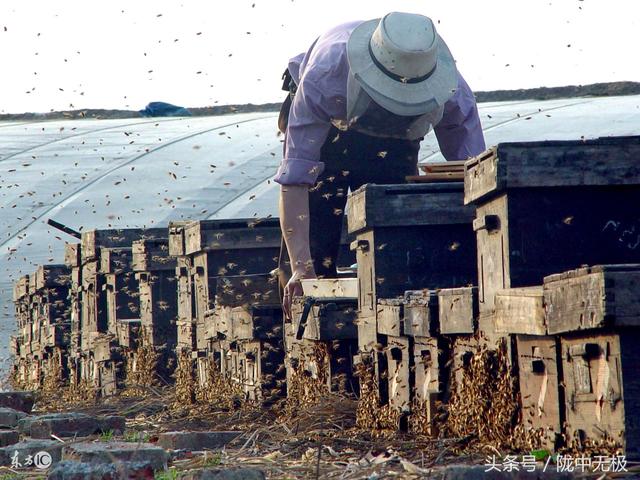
[347,12,458,116]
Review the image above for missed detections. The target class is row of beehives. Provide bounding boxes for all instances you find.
[11,228,178,396]
[287,135,640,458]
[10,135,640,456]
[9,216,296,399]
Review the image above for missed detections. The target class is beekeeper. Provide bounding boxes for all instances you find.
[275,12,486,317]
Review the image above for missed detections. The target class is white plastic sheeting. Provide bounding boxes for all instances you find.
[0,95,638,367]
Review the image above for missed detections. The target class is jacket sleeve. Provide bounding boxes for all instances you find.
[433,72,486,161]
[274,54,346,186]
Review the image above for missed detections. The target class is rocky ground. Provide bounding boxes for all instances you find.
[0,389,634,479]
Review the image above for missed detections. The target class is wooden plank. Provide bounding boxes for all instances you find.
[413,336,440,400]
[116,319,140,350]
[545,265,640,334]
[347,183,475,235]
[300,278,357,299]
[450,335,480,393]
[495,287,546,335]
[386,335,411,414]
[175,256,195,351]
[64,243,81,268]
[403,290,437,337]
[438,287,477,335]
[406,172,464,183]
[183,218,281,255]
[376,298,403,336]
[168,222,188,257]
[465,137,640,204]
[136,271,178,347]
[81,228,165,263]
[13,275,30,301]
[420,161,466,173]
[475,194,509,315]
[515,335,561,451]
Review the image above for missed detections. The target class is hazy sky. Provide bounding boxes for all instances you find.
[1,0,638,114]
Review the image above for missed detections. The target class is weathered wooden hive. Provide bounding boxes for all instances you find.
[288,278,359,407]
[215,273,284,404]
[11,265,71,391]
[168,222,194,354]
[347,183,476,353]
[73,228,165,396]
[167,218,281,403]
[347,182,476,430]
[469,136,640,455]
[131,238,178,378]
[464,136,640,318]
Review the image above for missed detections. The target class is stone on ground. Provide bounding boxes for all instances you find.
[0,407,28,428]
[0,430,20,447]
[0,391,35,413]
[0,438,63,466]
[24,412,126,438]
[47,460,154,479]
[180,468,266,480]
[62,441,169,471]
[157,431,242,451]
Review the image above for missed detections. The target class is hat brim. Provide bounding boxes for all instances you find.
[347,18,458,116]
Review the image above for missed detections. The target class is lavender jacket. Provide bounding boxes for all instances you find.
[274,20,486,186]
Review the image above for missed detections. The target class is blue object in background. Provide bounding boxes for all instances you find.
[139,101,191,117]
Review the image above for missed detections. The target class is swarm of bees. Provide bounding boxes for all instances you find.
[123,332,161,398]
[281,341,331,419]
[442,338,520,451]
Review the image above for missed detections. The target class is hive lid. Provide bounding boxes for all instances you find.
[464,135,640,205]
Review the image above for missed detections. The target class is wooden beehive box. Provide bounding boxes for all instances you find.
[515,335,562,451]
[288,279,360,397]
[561,330,640,459]
[347,183,476,317]
[175,256,195,352]
[168,221,189,257]
[35,264,71,290]
[544,264,640,334]
[214,274,281,342]
[132,238,176,272]
[292,298,358,342]
[81,228,165,263]
[133,239,178,348]
[183,218,281,257]
[495,287,546,335]
[403,290,438,338]
[464,136,640,316]
[102,248,139,338]
[438,287,477,335]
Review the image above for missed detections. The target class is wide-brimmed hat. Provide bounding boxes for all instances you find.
[347,12,458,116]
